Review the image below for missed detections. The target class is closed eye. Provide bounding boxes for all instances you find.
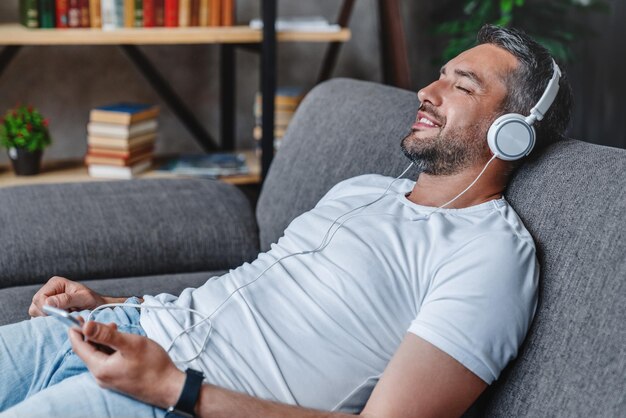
[456,85,472,94]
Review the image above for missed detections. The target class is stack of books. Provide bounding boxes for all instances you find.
[86,103,159,179]
[253,87,304,153]
[19,0,237,29]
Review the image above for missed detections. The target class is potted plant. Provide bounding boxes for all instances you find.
[0,104,52,176]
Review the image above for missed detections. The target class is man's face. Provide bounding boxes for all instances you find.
[401,44,518,175]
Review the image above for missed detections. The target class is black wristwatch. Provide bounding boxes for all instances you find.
[165,368,205,418]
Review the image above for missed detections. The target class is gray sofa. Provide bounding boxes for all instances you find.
[0,79,624,417]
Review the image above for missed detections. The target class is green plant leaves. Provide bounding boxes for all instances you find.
[0,105,51,152]
[433,0,609,64]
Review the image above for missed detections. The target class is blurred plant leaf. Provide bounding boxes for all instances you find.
[433,0,610,64]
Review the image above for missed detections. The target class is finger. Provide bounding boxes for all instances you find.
[45,293,73,309]
[69,328,109,368]
[30,276,69,315]
[83,321,136,352]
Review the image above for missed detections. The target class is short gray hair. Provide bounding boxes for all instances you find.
[477,25,573,152]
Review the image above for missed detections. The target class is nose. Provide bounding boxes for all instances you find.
[417,80,442,107]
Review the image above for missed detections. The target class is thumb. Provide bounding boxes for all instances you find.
[46,293,73,309]
[83,321,130,352]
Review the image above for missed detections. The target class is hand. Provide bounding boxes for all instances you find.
[69,321,186,409]
[29,276,108,317]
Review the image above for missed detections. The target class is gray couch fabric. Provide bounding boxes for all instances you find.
[478,139,626,417]
[0,78,623,416]
[0,179,258,288]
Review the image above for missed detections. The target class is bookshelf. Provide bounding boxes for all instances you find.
[0,0,351,183]
[0,150,261,187]
[0,23,351,45]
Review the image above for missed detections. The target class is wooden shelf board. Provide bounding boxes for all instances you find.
[0,150,261,188]
[0,23,351,45]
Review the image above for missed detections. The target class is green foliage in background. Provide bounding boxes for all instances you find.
[435,0,610,63]
[0,104,52,152]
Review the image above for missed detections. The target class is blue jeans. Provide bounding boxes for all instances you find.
[0,298,165,417]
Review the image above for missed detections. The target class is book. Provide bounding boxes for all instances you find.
[89,0,102,27]
[154,0,165,26]
[253,126,286,141]
[124,0,134,27]
[199,0,209,26]
[87,132,157,150]
[87,119,158,139]
[157,153,249,178]
[88,159,152,179]
[90,103,159,125]
[68,0,80,27]
[249,16,340,32]
[209,0,220,26]
[164,0,178,26]
[179,0,190,27]
[190,0,199,26]
[133,0,143,28]
[221,0,234,26]
[88,144,154,158]
[39,0,56,28]
[101,0,124,29]
[79,0,90,26]
[143,0,155,27]
[56,0,69,27]
[85,148,153,166]
[20,0,39,28]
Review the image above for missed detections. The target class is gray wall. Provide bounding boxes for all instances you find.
[0,0,623,165]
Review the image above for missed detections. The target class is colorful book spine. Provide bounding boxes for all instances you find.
[198,0,208,26]
[164,0,178,27]
[221,0,234,26]
[39,0,56,28]
[143,0,155,27]
[178,0,190,27]
[20,0,39,28]
[209,0,220,26]
[68,0,81,27]
[80,0,90,27]
[134,0,143,26]
[189,0,199,26]
[89,0,102,27]
[123,0,134,27]
[56,0,69,27]
[154,0,165,26]
[101,0,124,29]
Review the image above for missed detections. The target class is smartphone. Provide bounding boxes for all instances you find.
[42,305,82,329]
[42,305,115,354]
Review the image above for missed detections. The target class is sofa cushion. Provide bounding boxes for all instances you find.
[0,270,225,327]
[476,139,626,416]
[257,79,420,251]
[0,178,259,288]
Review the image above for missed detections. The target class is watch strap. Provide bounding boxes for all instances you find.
[166,368,204,418]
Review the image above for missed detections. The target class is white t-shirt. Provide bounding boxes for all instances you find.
[140,174,538,413]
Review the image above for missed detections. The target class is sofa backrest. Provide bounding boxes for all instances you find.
[257,79,625,416]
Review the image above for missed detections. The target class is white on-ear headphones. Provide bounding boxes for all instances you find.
[487,60,562,161]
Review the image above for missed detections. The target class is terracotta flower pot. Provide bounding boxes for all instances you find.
[8,147,43,176]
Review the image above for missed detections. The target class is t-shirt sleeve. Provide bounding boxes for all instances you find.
[407,232,539,384]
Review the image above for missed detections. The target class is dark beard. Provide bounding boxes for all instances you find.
[400,123,489,176]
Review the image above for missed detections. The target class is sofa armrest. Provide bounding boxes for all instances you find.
[0,178,259,289]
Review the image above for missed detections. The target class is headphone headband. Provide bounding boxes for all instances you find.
[527,60,561,125]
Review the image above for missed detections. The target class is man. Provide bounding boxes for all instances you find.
[0,25,572,418]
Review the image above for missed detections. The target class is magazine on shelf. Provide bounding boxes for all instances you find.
[157,153,249,178]
[249,16,340,32]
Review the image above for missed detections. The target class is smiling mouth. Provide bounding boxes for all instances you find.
[412,116,442,131]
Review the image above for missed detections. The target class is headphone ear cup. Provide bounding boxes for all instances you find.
[487,114,536,161]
